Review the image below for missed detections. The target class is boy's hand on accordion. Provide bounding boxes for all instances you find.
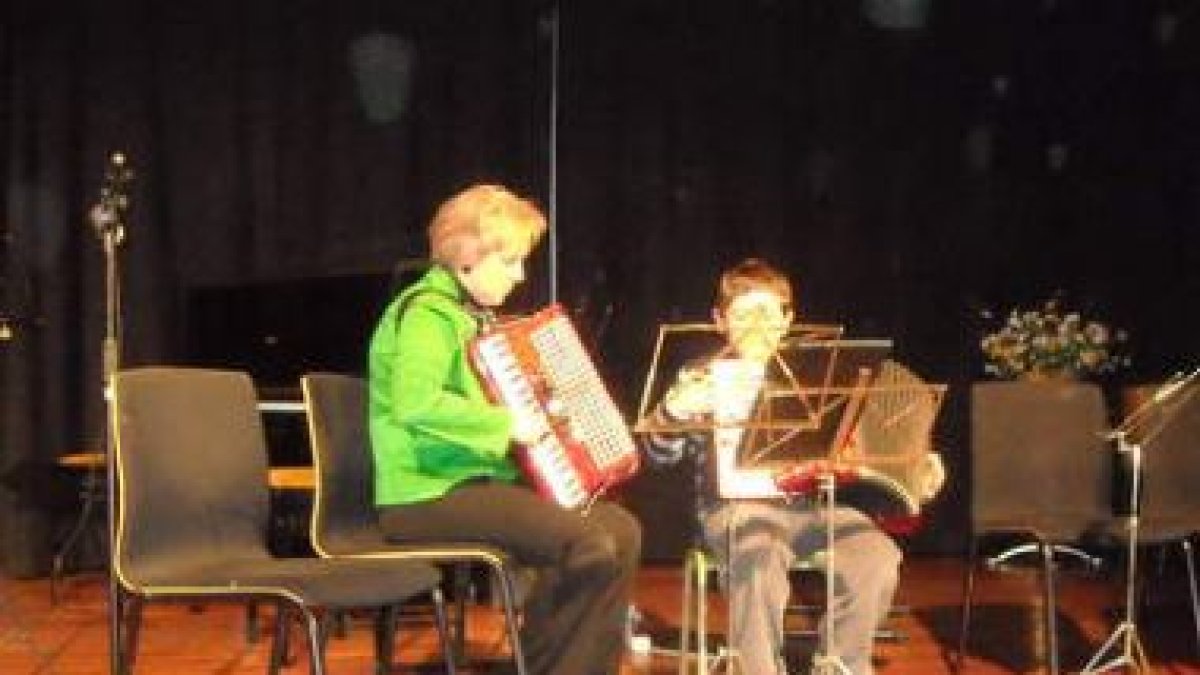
[914,452,947,502]
[510,408,549,446]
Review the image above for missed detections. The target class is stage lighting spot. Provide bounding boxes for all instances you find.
[348,32,416,125]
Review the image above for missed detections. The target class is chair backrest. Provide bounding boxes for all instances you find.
[301,372,378,555]
[970,381,1112,540]
[1139,385,1200,524]
[113,367,272,588]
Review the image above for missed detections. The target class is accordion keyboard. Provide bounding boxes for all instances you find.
[472,331,589,507]
[529,320,635,472]
[470,304,639,509]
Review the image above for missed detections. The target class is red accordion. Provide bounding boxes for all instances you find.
[470,304,640,509]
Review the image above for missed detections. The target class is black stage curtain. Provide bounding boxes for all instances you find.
[4,0,1198,574]
[0,0,549,576]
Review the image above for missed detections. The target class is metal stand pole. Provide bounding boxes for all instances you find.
[699,546,739,675]
[1081,432,1151,673]
[544,1,559,305]
[810,472,853,675]
[714,505,745,674]
[675,510,743,675]
[101,226,124,675]
[89,151,132,675]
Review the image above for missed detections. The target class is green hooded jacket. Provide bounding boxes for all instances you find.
[367,265,518,506]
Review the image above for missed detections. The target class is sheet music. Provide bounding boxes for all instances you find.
[710,359,783,498]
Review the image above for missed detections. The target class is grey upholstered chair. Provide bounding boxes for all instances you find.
[112,366,453,675]
[301,371,527,674]
[958,380,1112,674]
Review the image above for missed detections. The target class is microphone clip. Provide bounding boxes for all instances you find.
[89,152,134,243]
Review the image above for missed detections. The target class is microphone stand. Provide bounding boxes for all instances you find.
[89,152,131,675]
[99,214,123,675]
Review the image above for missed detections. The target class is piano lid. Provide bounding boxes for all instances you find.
[185,271,403,387]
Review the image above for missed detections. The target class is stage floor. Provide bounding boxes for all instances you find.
[2,556,1198,674]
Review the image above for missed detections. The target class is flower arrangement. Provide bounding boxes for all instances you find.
[980,297,1129,379]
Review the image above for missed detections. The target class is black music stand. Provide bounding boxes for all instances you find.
[732,343,931,675]
[634,324,936,674]
[1081,366,1200,674]
[634,322,842,673]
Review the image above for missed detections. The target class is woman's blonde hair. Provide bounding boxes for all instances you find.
[428,184,547,269]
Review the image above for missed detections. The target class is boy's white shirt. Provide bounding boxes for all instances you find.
[710,358,785,499]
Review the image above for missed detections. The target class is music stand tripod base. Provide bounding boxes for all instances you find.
[1081,433,1151,674]
[1086,368,1200,673]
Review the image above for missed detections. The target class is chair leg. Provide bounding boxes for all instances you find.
[679,548,697,675]
[373,604,397,675]
[452,562,471,666]
[116,591,143,675]
[1182,538,1200,661]
[319,612,335,661]
[332,610,348,639]
[430,587,458,675]
[489,563,527,675]
[954,537,979,673]
[1038,542,1060,675]
[300,607,327,675]
[246,601,261,643]
[270,603,292,675]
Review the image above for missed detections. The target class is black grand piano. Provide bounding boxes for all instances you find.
[186,271,407,554]
[186,271,401,465]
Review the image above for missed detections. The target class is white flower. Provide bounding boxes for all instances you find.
[980,297,1129,379]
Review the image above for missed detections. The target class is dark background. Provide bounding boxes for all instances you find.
[3,0,1198,575]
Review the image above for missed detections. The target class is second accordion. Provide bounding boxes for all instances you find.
[470,303,640,509]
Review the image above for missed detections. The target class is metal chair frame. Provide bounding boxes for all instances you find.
[301,371,528,674]
[112,367,454,675]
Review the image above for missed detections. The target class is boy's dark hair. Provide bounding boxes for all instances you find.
[716,258,793,313]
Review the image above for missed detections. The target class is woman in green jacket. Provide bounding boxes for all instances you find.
[368,183,641,675]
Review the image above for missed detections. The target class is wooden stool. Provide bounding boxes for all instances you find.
[266,466,315,491]
[51,451,107,604]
